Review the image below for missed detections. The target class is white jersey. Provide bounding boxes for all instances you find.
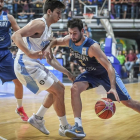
[17,17,53,55]
[14,17,59,94]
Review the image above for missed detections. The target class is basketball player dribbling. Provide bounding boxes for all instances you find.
[12,0,75,136]
[0,0,28,121]
[46,18,140,139]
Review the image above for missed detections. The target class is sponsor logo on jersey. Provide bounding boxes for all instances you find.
[39,80,45,85]
[82,47,87,55]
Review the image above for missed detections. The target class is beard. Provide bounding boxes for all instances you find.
[72,33,82,44]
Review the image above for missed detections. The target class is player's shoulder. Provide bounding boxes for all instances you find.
[27,19,46,32]
[7,14,14,21]
[7,14,17,24]
[64,35,71,43]
[85,37,99,47]
[31,18,46,28]
[64,35,71,40]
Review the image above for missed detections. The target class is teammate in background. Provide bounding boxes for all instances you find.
[0,0,28,121]
[46,18,140,139]
[12,0,74,136]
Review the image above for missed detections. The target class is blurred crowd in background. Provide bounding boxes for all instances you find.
[4,0,140,79]
[3,0,140,21]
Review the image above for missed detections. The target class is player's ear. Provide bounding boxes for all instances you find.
[47,9,52,15]
[81,28,84,34]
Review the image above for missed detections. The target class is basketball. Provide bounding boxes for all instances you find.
[95,98,116,119]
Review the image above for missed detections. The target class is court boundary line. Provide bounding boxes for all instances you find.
[0,136,7,140]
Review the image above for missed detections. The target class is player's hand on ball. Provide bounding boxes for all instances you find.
[107,88,120,103]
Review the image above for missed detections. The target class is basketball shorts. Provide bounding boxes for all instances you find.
[14,54,59,94]
[0,49,17,84]
[74,70,131,101]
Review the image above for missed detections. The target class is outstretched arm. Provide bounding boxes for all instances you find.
[46,55,75,82]
[88,43,120,102]
[43,35,70,59]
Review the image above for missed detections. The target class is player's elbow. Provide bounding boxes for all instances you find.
[11,31,18,41]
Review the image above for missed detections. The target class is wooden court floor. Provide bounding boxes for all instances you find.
[0,82,140,140]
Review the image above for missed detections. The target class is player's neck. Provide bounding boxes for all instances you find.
[43,14,53,28]
[74,36,86,46]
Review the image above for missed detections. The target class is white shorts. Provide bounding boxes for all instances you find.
[14,54,59,94]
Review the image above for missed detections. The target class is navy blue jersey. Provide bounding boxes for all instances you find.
[69,37,106,75]
[0,11,11,49]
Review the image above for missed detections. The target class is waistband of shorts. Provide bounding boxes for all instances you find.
[0,48,9,51]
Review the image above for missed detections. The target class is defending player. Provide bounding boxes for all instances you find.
[46,18,140,139]
[0,0,28,121]
[12,0,74,136]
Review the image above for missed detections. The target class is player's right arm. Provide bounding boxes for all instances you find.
[12,20,45,59]
[44,35,70,59]
[49,35,70,48]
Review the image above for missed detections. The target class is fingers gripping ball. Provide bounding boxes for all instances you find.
[95,98,116,119]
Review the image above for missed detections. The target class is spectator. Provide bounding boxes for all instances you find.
[117,50,126,65]
[53,46,62,58]
[20,0,30,12]
[83,24,92,38]
[111,0,115,18]
[114,0,121,19]
[124,50,128,57]
[128,0,138,19]
[13,0,20,18]
[121,0,128,19]
[136,50,140,74]
[135,0,140,19]
[124,49,137,77]
[4,0,13,14]
[78,66,85,73]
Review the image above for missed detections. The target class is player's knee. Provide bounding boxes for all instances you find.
[71,85,80,97]
[55,85,65,97]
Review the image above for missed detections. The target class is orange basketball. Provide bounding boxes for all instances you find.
[95,98,116,119]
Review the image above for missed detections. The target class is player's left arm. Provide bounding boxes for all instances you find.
[8,14,20,31]
[88,43,120,102]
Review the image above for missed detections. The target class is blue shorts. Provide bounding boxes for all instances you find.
[0,49,17,84]
[74,71,131,101]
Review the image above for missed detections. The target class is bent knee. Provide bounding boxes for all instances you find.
[54,84,65,96]
[71,85,80,96]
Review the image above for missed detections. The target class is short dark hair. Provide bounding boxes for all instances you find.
[43,0,65,14]
[67,18,83,31]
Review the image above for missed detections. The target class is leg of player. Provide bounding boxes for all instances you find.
[65,82,89,139]
[28,81,71,135]
[112,73,140,113]
[13,79,28,121]
[121,99,140,113]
